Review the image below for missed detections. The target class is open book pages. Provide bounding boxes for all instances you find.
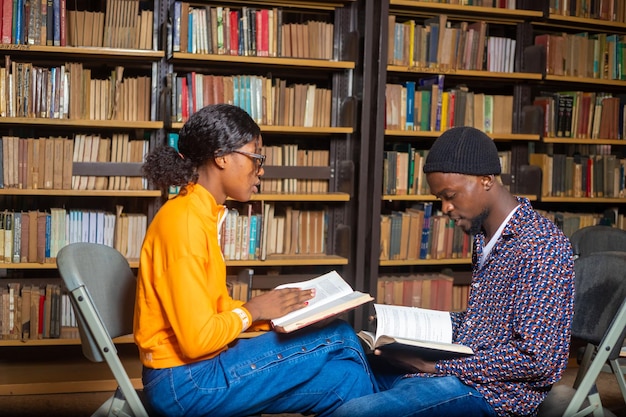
[357,303,474,360]
[270,270,374,333]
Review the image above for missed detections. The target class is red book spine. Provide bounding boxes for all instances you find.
[38,293,45,338]
[181,77,188,121]
[261,9,268,57]
[229,10,238,55]
[1,0,12,44]
[59,0,66,46]
[586,157,593,197]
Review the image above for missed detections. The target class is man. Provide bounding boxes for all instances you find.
[332,126,575,417]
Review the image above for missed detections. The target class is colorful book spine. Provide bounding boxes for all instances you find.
[419,202,433,260]
[248,213,258,260]
[405,81,415,130]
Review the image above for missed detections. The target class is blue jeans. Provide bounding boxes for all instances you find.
[141,320,377,417]
[331,373,497,417]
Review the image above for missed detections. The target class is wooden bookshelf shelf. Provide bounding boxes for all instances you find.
[382,194,436,201]
[380,258,471,267]
[0,335,134,347]
[384,130,540,141]
[0,117,163,129]
[227,255,348,267]
[543,138,626,145]
[387,66,543,81]
[0,344,142,395]
[388,1,542,21]
[0,261,140,269]
[170,52,355,70]
[0,44,164,60]
[544,75,626,87]
[217,0,356,11]
[543,13,626,31]
[0,189,161,197]
[540,197,626,204]
[170,123,354,134]
[250,193,350,202]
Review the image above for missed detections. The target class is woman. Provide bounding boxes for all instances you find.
[134,104,376,417]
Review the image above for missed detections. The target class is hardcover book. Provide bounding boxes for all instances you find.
[271,270,373,333]
[357,303,474,361]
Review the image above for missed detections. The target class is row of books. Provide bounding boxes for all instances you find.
[0,60,151,122]
[388,16,516,73]
[380,203,473,262]
[385,77,514,134]
[170,72,331,127]
[0,0,65,47]
[1,135,149,191]
[382,145,429,196]
[1,0,153,49]
[549,0,626,24]
[170,2,334,60]
[260,146,329,194]
[67,3,154,49]
[0,283,77,340]
[544,210,615,238]
[0,207,146,264]
[221,204,327,261]
[536,31,626,81]
[376,273,470,312]
[529,152,626,198]
[533,91,626,140]
[382,142,513,196]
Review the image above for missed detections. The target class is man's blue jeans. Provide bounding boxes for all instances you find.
[141,320,377,417]
[331,372,497,417]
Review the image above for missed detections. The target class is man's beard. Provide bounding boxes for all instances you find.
[468,208,489,236]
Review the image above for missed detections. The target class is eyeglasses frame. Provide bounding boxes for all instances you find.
[232,150,266,172]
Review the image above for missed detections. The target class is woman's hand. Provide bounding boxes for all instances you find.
[374,349,438,373]
[243,288,315,321]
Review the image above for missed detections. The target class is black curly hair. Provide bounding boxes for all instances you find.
[143,104,261,193]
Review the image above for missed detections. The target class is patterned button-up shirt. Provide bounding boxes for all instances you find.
[423,197,575,416]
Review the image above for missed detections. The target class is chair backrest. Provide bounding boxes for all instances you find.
[572,251,626,360]
[56,242,136,361]
[569,225,626,258]
[57,242,148,417]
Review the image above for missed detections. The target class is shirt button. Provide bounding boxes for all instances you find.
[250,364,257,369]
[472,282,480,288]
[466,320,473,327]
[326,339,331,344]
[277,354,283,359]
[301,347,307,352]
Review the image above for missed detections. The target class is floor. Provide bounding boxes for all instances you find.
[0,363,624,416]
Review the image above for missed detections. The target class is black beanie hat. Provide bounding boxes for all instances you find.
[423,126,501,175]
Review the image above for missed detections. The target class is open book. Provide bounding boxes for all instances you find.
[270,271,374,333]
[357,303,474,361]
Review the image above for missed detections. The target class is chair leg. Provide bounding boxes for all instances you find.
[574,343,595,389]
[609,358,626,405]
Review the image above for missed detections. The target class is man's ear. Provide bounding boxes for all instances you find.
[480,174,495,189]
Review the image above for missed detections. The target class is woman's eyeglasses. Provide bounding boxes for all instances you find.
[232,150,266,172]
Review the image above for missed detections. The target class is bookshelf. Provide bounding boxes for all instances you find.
[7,0,626,398]
[354,0,626,329]
[0,0,162,395]
[164,0,363,291]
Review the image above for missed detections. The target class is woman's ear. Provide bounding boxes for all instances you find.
[214,155,227,169]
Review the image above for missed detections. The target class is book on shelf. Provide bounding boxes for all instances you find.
[270,270,374,333]
[357,303,474,361]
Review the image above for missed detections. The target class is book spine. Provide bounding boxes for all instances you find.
[52,0,59,46]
